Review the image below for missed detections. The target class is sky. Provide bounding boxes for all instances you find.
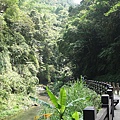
[73,0,82,4]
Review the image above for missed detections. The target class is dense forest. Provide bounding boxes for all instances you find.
[60,0,120,81]
[0,0,120,119]
[0,0,76,118]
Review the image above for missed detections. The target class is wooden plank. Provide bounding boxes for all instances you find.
[109,100,112,117]
[109,114,112,120]
[96,108,107,120]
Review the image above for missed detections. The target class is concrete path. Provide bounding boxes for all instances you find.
[114,94,120,120]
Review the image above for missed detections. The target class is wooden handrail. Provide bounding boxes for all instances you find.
[84,80,120,95]
[84,80,110,95]
[83,95,112,120]
[96,108,107,120]
[83,80,114,120]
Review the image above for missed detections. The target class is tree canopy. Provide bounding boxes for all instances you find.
[59,0,120,81]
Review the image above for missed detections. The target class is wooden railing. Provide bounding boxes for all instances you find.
[108,82,120,95]
[85,80,120,95]
[83,80,115,120]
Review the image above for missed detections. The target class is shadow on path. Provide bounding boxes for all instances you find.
[114,94,120,120]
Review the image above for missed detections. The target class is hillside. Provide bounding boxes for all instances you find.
[0,0,75,118]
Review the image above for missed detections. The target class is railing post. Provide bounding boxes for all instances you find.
[83,106,96,120]
[107,88,114,119]
[116,83,119,95]
[112,82,115,94]
[101,94,110,120]
[99,82,103,95]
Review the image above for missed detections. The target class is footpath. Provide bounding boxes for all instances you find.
[114,94,120,120]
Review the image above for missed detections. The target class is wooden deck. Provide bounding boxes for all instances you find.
[114,94,120,120]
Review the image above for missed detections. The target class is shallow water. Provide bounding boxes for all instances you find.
[4,86,49,120]
[4,106,40,120]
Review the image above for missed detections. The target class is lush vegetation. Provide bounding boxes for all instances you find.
[0,0,120,119]
[36,81,100,120]
[59,0,120,81]
[0,0,76,119]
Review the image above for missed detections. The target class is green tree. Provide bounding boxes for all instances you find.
[59,0,120,81]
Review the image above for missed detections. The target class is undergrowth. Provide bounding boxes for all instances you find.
[0,71,38,120]
[36,80,101,120]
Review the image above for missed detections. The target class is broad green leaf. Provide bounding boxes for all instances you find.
[60,88,67,106]
[72,111,79,120]
[60,105,66,114]
[46,87,59,108]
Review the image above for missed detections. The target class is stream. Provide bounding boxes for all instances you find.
[4,86,49,120]
[7,106,40,120]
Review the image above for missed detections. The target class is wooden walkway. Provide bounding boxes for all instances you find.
[84,80,120,120]
[114,94,120,120]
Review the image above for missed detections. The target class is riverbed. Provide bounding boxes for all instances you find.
[6,106,40,120]
[3,86,49,120]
